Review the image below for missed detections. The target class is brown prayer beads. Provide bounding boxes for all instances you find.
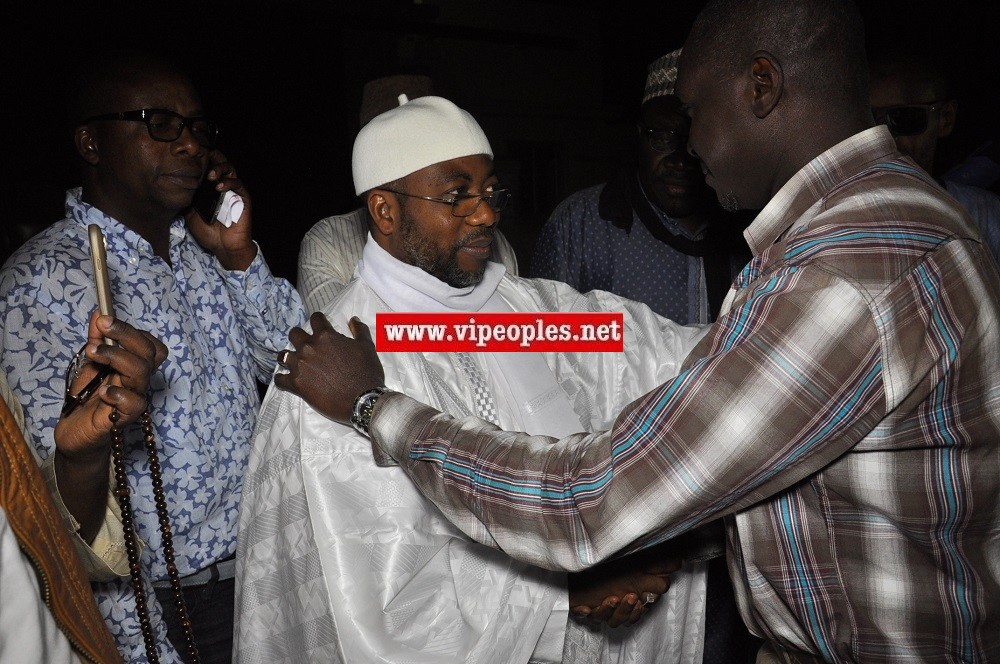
[110,408,200,663]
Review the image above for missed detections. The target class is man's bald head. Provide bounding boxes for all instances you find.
[685,0,869,109]
[676,0,872,210]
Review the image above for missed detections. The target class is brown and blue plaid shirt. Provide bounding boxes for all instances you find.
[373,127,1000,663]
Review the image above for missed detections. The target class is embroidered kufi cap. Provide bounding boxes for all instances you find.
[353,95,493,195]
[643,48,682,104]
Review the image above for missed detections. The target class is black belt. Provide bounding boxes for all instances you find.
[152,555,236,588]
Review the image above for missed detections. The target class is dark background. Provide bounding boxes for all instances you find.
[3,1,996,280]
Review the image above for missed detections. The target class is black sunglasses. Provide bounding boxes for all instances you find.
[871,103,944,137]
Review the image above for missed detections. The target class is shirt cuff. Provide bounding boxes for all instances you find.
[369,391,430,464]
[218,240,266,288]
[219,241,282,313]
[39,455,140,582]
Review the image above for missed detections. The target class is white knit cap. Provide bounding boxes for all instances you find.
[352,95,493,195]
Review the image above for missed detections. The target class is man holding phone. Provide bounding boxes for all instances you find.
[0,50,306,663]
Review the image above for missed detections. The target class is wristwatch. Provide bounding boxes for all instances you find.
[351,386,389,437]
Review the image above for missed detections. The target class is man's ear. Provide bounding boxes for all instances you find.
[366,191,397,237]
[74,125,100,165]
[937,99,958,139]
[749,51,783,119]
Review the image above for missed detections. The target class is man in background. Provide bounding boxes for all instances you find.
[532,49,750,323]
[870,42,1000,262]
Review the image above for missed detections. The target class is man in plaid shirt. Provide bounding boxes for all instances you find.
[275,0,999,661]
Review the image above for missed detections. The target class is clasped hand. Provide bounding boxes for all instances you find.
[568,543,682,628]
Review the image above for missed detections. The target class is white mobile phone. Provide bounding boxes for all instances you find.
[87,224,117,346]
[192,180,244,228]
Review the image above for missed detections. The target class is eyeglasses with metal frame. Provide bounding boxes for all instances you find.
[639,126,687,154]
[80,108,219,147]
[871,102,945,138]
[380,187,512,217]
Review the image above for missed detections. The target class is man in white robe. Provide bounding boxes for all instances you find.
[235,96,710,664]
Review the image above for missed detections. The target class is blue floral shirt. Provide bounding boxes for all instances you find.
[0,188,306,662]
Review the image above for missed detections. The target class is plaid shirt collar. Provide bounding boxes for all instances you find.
[744,126,900,255]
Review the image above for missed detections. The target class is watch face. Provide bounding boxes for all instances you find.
[353,388,387,436]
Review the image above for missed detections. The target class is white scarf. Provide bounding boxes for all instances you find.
[357,235,583,439]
